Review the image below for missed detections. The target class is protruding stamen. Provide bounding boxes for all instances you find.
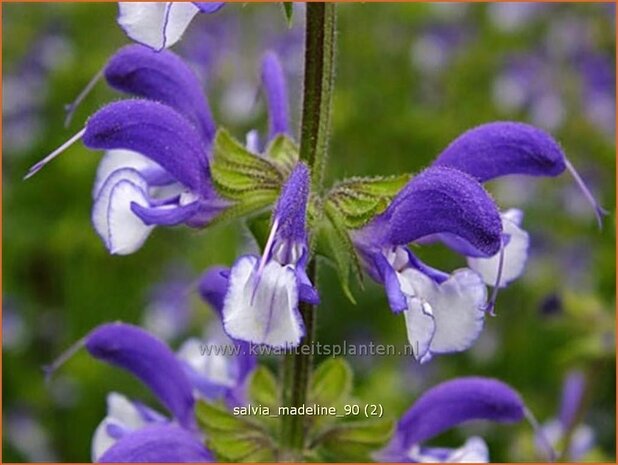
[251,217,280,303]
[64,69,104,128]
[565,159,608,229]
[525,407,557,462]
[483,235,505,315]
[24,128,86,180]
[42,337,85,384]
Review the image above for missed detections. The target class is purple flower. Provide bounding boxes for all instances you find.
[354,122,602,362]
[27,47,291,256]
[221,163,319,348]
[117,2,224,51]
[377,377,526,463]
[47,320,253,462]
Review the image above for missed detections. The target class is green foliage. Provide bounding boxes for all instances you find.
[195,399,277,462]
[324,174,411,229]
[281,2,294,27]
[248,365,280,410]
[309,357,353,407]
[313,417,395,462]
[264,134,300,175]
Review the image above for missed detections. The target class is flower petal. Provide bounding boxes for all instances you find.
[410,436,490,463]
[274,162,310,243]
[92,168,154,255]
[131,200,200,226]
[398,268,486,356]
[402,298,436,360]
[198,266,230,316]
[222,256,304,348]
[398,377,525,446]
[261,51,290,140]
[433,122,566,182]
[92,392,157,461]
[559,370,586,429]
[374,252,407,312]
[83,99,209,194]
[192,2,225,13]
[85,323,195,428]
[385,167,503,257]
[117,2,200,51]
[468,209,530,287]
[105,44,215,142]
[98,424,213,463]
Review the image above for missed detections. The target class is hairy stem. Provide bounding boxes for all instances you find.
[279,3,336,459]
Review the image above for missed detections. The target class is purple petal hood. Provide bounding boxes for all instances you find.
[85,323,195,429]
[433,122,566,182]
[83,100,210,196]
[398,377,525,447]
[98,424,213,463]
[104,44,215,143]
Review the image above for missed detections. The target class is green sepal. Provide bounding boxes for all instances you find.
[324,174,411,229]
[281,2,294,26]
[314,203,364,303]
[313,417,396,462]
[265,134,299,175]
[246,211,273,251]
[309,358,353,407]
[248,365,279,410]
[195,399,277,462]
[211,129,283,201]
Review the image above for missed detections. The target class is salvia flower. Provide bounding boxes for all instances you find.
[377,377,526,463]
[354,122,603,362]
[26,46,292,256]
[48,319,254,462]
[117,2,224,51]
[222,162,319,348]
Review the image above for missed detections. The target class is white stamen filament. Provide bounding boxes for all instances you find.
[64,68,104,127]
[565,159,607,229]
[24,127,86,180]
[251,217,280,303]
[43,337,85,384]
[483,236,505,316]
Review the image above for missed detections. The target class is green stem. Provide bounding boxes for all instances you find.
[279,3,336,460]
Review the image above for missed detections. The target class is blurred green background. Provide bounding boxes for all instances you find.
[2,2,615,462]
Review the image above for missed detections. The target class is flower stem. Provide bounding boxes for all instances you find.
[279,3,336,459]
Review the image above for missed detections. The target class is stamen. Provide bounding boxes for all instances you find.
[251,217,280,303]
[524,407,557,462]
[24,128,86,180]
[483,235,505,316]
[42,337,85,384]
[565,159,608,229]
[64,68,104,127]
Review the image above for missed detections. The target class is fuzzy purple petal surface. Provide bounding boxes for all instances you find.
[261,51,290,141]
[385,167,502,257]
[85,323,195,429]
[198,266,230,316]
[104,44,215,142]
[83,100,209,195]
[398,377,525,447]
[274,162,310,243]
[98,424,213,463]
[433,122,566,182]
[192,2,225,13]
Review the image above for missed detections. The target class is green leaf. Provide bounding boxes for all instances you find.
[248,366,279,409]
[195,399,276,462]
[325,174,411,229]
[315,204,364,303]
[314,417,395,462]
[265,134,299,174]
[282,2,293,26]
[309,358,353,407]
[211,129,283,201]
